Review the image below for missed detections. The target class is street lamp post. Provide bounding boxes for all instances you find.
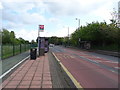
[76,18,80,47]
[76,18,80,29]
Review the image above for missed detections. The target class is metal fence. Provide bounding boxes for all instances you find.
[1,44,31,59]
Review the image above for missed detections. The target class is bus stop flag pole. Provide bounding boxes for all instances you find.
[38,25,44,56]
[38,25,40,56]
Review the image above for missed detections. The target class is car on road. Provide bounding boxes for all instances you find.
[49,44,54,47]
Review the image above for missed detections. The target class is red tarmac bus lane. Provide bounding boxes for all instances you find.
[81,55,119,69]
[54,52,118,88]
[56,52,118,81]
[64,48,119,69]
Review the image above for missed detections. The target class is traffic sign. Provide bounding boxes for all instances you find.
[39,25,44,32]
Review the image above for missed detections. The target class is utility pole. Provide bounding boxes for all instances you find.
[68,27,69,46]
[68,27,69,39]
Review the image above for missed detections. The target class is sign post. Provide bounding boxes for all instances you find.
[38,25,44,56]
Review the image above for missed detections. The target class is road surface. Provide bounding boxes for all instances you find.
[51,46,119,88]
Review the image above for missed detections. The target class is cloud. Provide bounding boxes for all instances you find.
[21,13,46,24]
[92,2,112,23]
[15,26,76,42]
[2,2,35,13]
[44,0,112,16]
[50,26,76,37]
[0,2,3,9]
[1,0,119,41]
[15,29,38,41]
[2,0,117,25]
[3,21,24,29]
[15,29,54,41]
[1,0,34,3]
[48,17,60,23]
[2,2,46,29]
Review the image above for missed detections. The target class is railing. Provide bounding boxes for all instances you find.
[1,44,31,59]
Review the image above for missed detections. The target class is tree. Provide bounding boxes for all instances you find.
[48,36,57,44]
[2,29,11,44]
[48,36,64,45]
[10,31,15,44]
[110,8,119,27]
[25,40,30,44]
[2,28,30,44]
[31,40,35,44]
[18,37,25,44]
[70,21,120,48]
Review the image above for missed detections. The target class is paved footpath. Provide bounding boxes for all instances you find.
[2,53,52,89]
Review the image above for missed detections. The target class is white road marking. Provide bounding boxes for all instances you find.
[80,56,99,63]
[101,61,118,63]
[114,67,120,69]
[86,59,118,64]
[111,70,116,73]
[0,56,29,79]
[96,57,100,58]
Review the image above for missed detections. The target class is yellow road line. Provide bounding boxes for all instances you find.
[52,52,83,89]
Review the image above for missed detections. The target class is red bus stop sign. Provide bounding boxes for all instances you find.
[39,25,44,32]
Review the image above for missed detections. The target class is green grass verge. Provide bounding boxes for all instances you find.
[2,44,30,59]
[92,44,118,52]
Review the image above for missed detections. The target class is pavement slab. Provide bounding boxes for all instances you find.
[2,53,53,89]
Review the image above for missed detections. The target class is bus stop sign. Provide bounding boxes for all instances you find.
[39,25,44,31]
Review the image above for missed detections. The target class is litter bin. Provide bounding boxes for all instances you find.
[30,48,37,60]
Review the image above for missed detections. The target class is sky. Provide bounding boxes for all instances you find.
[0,0,119,41]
